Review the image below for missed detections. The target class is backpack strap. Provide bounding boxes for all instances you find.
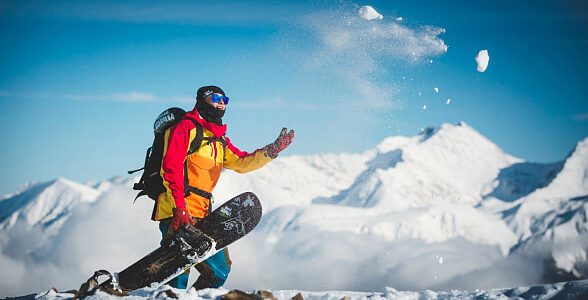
[202,135,227,147]
[129,146,152,190]
[188,119,204,155]
[187,118,227,152]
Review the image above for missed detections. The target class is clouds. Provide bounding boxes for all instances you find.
[226,229,545,292]
[0,90,193,104]
[574,113,588,121]
[0,184,159,296]
[110,92,158,102]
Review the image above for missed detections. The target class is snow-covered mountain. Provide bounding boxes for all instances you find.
[0,178,100,236]
[315,122,520,209]
[504,137,588,238]
[1,122,587,297]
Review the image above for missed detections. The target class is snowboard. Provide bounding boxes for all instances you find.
[79,192,262,296]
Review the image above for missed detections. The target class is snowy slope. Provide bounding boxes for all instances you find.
[32,278,588,300]
[483,161,564,203]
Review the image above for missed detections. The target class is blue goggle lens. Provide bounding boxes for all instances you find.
[211,93,229,104]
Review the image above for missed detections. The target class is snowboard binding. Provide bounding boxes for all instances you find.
[175,224,216,262]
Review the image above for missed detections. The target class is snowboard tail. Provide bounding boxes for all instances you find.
[77,192,261,297]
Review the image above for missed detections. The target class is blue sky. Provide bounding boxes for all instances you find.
[1,0,587,195]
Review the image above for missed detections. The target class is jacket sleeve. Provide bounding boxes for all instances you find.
[223,137,273,173]
[161,120,192,209]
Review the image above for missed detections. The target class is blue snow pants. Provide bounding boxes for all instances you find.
[159,220,232,290]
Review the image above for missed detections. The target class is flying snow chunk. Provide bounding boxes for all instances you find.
[358,6,383,20]
[476,50,490,72]
[422,104,427,110]
[395,17,403,21]
[434,87,439,93]
[446,98,451,105]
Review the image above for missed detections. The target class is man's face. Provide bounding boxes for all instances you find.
[204,93,227,111]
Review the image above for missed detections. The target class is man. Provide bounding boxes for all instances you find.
[153,85,293,290]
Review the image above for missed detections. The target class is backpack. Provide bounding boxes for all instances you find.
[128,107,227,202]
[128,107,186,201]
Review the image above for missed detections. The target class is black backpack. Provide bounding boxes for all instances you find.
[128,107,227,202]
[128,107,187,201]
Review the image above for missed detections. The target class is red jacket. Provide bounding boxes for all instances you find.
[154,109,273,220]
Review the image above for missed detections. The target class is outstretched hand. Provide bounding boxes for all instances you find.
[265,127,294,159]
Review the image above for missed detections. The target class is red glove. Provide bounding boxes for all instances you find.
[172,207,195,232]
[264,127,294,159]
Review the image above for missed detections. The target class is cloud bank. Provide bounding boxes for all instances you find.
[0,185,553,297]
[0,185,160,296]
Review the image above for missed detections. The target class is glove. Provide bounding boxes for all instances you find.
[264,127,294,159]
[172,207,195,232]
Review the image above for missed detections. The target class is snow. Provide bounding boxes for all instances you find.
[1,123,588,297]
[31,279,588,300]
[434,87,439,93]
[298,4,447,115]
[446,98,451,105]
[476,50,490,72]
[358,6,383,20]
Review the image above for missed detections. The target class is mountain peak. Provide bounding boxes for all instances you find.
[567,136,588,161]
[417,122,494,148]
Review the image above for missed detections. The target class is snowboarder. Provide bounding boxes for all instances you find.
[154,85,294,290]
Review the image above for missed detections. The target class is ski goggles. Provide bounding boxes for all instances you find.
[211,93,229,105]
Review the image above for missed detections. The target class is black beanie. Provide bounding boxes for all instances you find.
[195,85,226,125]
[196,86,225,102]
